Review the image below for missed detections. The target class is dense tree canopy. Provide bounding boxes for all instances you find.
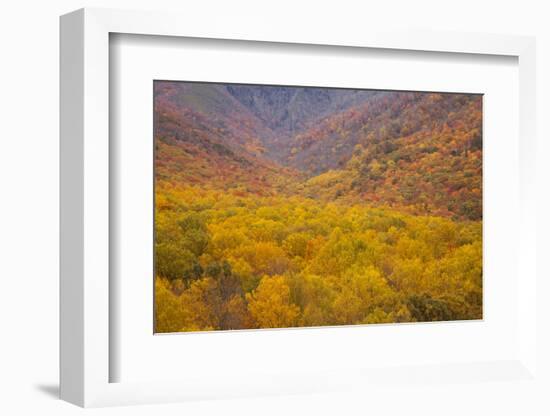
[155,185,482,332]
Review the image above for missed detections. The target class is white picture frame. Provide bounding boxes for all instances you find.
[60,7,538,408]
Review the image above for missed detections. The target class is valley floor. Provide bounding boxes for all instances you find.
[154,184,482,332]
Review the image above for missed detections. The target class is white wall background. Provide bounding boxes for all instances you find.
[0,0,548,415]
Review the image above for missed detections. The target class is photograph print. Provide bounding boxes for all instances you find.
[154,81,483,333]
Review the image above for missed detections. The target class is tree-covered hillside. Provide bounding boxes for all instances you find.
[153,81,483,332]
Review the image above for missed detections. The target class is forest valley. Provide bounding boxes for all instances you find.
[154,82,483,332]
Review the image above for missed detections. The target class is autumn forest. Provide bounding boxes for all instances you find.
[154,81,483,333]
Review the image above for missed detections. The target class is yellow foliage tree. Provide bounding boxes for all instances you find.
[246,275,300,328]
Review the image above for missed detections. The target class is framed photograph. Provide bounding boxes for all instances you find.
[60,8,539,408]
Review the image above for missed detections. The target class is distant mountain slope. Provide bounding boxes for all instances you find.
[154,81,303,195]
[154,81,482,220]
[226,84,378,135]
[225,85,382,161]
[155,81,277,157]
[286,92,480,173]
[298,92,482,219]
